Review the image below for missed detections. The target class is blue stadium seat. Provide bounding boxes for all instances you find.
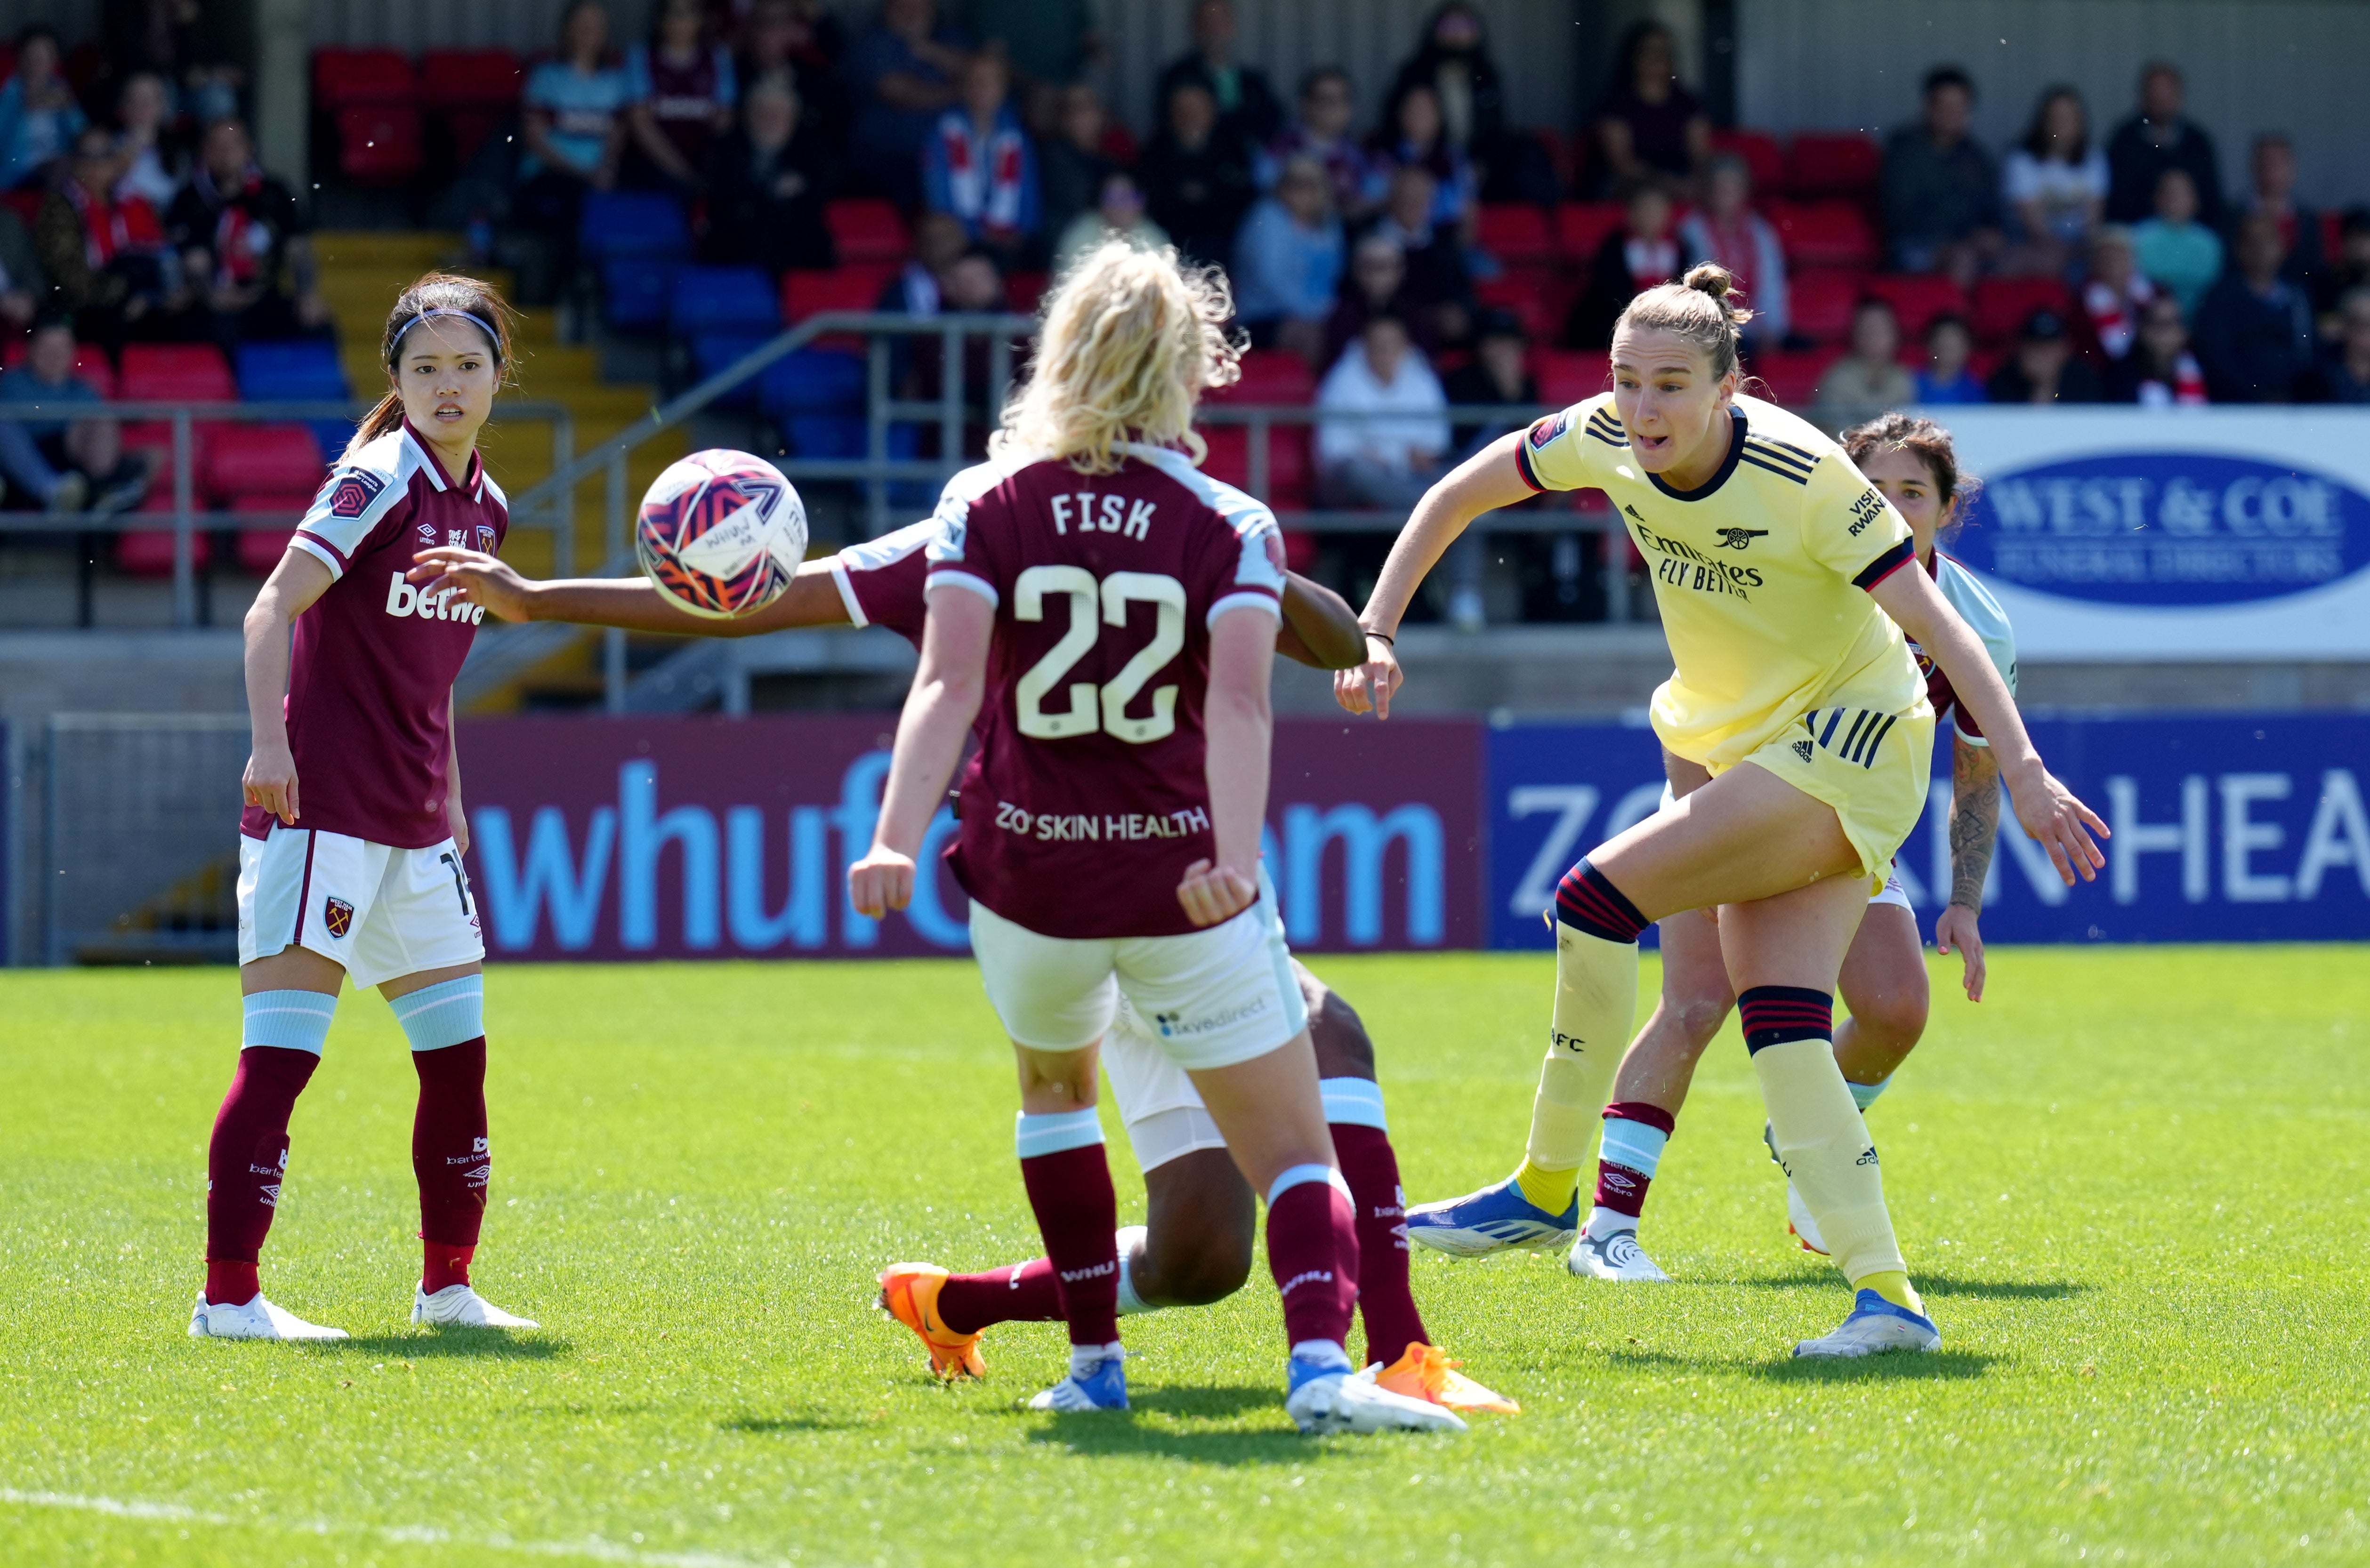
[689,333,771,408]
[784,415,866,458]
[668,266,782,335]
[603,257,683,330]
[579,191,691,261]
[759,349,865,418]
[233,341,354,472]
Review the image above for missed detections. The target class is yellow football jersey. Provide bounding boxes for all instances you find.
[1516,392,1924,770]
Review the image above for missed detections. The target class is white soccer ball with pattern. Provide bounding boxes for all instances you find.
[635,449,809,619]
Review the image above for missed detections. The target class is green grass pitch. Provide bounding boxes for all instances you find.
[4,946,2367,1567]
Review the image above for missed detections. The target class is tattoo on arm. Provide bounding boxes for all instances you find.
[1950,735,2001,911]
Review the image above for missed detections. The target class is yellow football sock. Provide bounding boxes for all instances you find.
[1854,1269,1924,1315]
[1752,1037,1909,1289]
[1514,924,1638,1212]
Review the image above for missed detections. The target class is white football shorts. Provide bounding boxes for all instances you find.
[1657,782,1913,911]
[237,824,484,989]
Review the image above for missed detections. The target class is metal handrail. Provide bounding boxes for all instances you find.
[0,397,575,628]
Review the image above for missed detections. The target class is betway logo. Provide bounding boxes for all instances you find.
[386,571,486,624]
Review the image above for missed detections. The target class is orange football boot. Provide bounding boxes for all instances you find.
[877,1262,987,1380]
[1371,1343,1520,1415]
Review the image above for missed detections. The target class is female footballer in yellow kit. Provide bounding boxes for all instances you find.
[1336,265,2108,1356]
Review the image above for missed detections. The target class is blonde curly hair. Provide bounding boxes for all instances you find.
[992,240,1241,475]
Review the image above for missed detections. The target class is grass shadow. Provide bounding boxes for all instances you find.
[309,1332,573,1361]
[1010,1385,1334,1466]
[1728,1275,2086,1301]
[722,1413,874,1435]
[1604,1346,2001,1383]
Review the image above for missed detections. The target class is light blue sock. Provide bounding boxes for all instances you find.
[1319,1077,1388,1131]
[1849,1076,1891,1113]
[1598,1115,1669,1180]
[1015,1107,1104,1158]
[241,989,337,1053]
[390,975,484,1052]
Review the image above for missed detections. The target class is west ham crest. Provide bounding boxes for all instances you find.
[322,897,355,938]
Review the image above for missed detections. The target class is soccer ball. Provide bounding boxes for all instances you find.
[634,449,808,619]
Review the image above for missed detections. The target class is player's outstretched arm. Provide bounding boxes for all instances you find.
[409,548,854,638]
[1934,732,2000,1002]
[241,547,336,825]
[1276,571,1365,669]
[1871,565,2107,885]
[1181,605,1278,928]
[1335,430,1536,718]
[848,585,993,918]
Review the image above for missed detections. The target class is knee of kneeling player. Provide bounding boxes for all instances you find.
[1145,1230,1255,1307]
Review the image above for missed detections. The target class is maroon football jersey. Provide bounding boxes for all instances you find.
[241,421,509,849]
[830,518,933,647]
[925,444,1288,939]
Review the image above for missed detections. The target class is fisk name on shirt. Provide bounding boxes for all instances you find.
[385,572,487,624]
[1048,491,1156,539]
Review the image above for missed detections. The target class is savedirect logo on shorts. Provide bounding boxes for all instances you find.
[1954,451,2370,607]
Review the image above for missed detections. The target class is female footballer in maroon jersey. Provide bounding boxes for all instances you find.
[845,241,1461,1432]
[191,273,536,1341]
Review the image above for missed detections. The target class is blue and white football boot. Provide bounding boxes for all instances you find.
[1403,1174,1580,1257]
[1285,1348,1467,1434]
[1028,1348,1129,1411]
[1792,1289,1942,1358]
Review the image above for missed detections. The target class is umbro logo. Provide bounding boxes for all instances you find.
[1716,527,1769,550]
[1792,740,1814,763]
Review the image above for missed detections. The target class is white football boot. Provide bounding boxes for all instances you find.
[1785,1182,1831,1255]
[1287,1357,1467,1435]
[188,1290,348,1341]
[1792,1289,1941,1358]
[413,1284,539,1329]
[1568,1225,1672,1282]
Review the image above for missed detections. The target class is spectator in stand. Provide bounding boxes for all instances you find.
[1051,169,1167,277]
[2107,293,2208,407]
[1365,83,1476,234]
[112,72,183,209]
[1233,154,1343,362]
[1137,80,1255,270]
[168,116,331,347]
[921,49,1040,265]
[1677,151,1788,344]
[2132,167,2223,315]
[2297,286,2370,404]
[1813,297,1913,434]
[1387,4,1549,205]
[1913,313,1986,403]
[2081,225,2155,361]
[738,0,851,142]
[36,127,183,352]
[100,0,242,128]
[1369,163,1473,350]
[845,0,970,209]
[0,201,46,331]
[1999,86,2106,277]
[0,317,152,514]
[1986,306,2103,403]
[2192,211,2314,403]
[878,208,970,314]
[701,74,838,274]
[1316,312,1450,511]
[625,0,738,193]
[1443,306,1536,447]
[961,0,1099,98]
[0,28,88,192]
[2314,208,2370,326]
[1562,180,1678,350]
[1324,233,1423,364]
[1881,65,2002,287]
[1038,83,1119,241]
[2233,134,2319,286]
[2106,62,2222,227]
[1155,0,1282,147]
[516,0,633,298]
[1265,67,1373,223]
[1593,20,1707,193]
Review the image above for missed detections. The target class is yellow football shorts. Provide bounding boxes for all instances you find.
[1725,695,1935,888]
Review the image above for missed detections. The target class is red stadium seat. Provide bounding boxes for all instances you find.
[1743,346,1840,408]
[1556,201,1625,258]
[419,48,523,107]
[1198,426,1310,507]
[0,188,41,229]
[337,104,424,184]
[1786,268,1868,342]
[1863,273,1968,340]
[825,199,909,264]
[119,344,236,403]
[780,262,900,322]
[1529,126,1581,197]
[1477,203,1554,265]
[72,343,116,399]
[1709,129,1785,193]
[1005,270,1049,316]
[1475,272,1556,340]
[2323,209,2345,264]
[204,425,326,502]
[1534,349,1609,406]
[1786,133,1882,199]
[1208,348,1314,404]
[313,47,417,107]
[1767,200,1876,268]
[225,496,316,575]
[114,528,212,579]
[1971,276,2073,346]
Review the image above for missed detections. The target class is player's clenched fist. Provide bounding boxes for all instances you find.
[1176,859,1257,927]
[1332,635,1403,719]
[848,846,916,919]
[243,740,300,825]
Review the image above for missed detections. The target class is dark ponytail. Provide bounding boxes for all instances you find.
[345,271,521,462]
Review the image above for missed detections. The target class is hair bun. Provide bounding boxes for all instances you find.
[1683,263,1734,300]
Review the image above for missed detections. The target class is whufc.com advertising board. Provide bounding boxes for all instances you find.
[1931,408,2370,660]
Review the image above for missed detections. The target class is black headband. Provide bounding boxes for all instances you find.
[390,307,501,364]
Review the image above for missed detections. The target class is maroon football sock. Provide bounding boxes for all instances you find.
[934,1256,1062,1335]
[1595,1101,1677,1222]
[411,1038,490,1275]
[1018,1144,1121,1346]
[204,1045,320,1301]
[1266,1175,1360,1351]
[1330,1123,1427,1367]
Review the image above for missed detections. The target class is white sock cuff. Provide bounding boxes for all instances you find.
[1849,1075,1892,1112]
[1289,1339,1354,1372]
[390,975,484,1052]
[1015,1108,1104,1159]
[1319,1077,1389,1131]
[240,989,337,1053]
[1266,1163,1351,1207]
